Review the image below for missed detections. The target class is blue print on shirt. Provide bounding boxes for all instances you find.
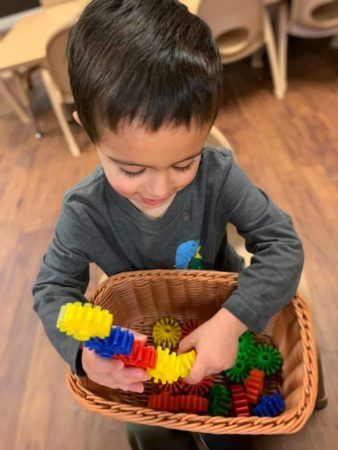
[175,240,203,269]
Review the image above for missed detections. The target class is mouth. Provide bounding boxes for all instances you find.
[140,195,172,207]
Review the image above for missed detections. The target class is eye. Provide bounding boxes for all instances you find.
[118,167,146,178]
[172,161,195,172]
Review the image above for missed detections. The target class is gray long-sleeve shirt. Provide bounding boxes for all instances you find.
[32,148,304,375]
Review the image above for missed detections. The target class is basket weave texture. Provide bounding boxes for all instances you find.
[67,270,318,434]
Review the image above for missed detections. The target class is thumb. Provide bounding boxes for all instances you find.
[183,354,206,384]
[178,332,195,354]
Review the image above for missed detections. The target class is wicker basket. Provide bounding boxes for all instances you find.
[67,270,318,434]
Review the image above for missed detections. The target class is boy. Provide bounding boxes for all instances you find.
[32,0,304,449]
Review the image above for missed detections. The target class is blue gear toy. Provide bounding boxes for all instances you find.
[252,393,285,417]
[84,326,134,358]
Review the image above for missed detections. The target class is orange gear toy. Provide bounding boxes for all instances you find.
[152,317,181,349]
[56,302,113,341]
[244,369,265,404]
[229,385,250,417]
[115,340,157,369]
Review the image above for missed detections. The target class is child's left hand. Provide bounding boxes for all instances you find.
[178,308,247,384]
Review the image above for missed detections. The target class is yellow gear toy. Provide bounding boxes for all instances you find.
[152,317,181,349]
[148,347,181,384]
[56,302,113,341]
[177,349,196,378]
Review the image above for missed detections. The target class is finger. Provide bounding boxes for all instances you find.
[127,328,148,343]
[115,366,150,384]
[178,333,195,354]
[87,351,125,372]
[183,355,206,384]
[118,383,145,393]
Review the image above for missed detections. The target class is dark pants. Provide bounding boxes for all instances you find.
[127,423,235,450]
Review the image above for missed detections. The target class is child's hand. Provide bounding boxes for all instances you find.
[82,330,149,393]
[178,308,247,384]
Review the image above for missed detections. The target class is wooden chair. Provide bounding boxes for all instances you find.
[41,26,81,157]
[197,0,284,98]
[278,0,338,96]
[40,0,74,7]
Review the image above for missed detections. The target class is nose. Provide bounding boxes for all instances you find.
[148,171,172,199]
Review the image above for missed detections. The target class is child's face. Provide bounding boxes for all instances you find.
[96,121,211,215]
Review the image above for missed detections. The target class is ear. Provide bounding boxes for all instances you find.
[72,111,82,126]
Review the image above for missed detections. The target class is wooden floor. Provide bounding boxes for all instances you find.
[0,37,337,450]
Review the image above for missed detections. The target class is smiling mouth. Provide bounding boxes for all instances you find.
[140,195,173,207]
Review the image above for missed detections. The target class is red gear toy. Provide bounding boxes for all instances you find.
[115,340,157,369]
[158,380,182,395]
[181,319,200,339]
[229,385,250,417]
[179,376,213,396]
[148,393,208,414]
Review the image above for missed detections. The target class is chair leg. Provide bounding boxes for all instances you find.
[14,72,43,139]
[277,0,288,97]
[0,77,30,124]
[41,69,81,157]
[263,8,284,99]
[315,349,328,410]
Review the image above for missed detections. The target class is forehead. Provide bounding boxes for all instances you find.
[98,122,211,167]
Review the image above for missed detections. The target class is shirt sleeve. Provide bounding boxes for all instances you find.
[218,151,304,333]
[32,198,94,375]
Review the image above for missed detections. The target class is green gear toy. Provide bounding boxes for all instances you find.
[209,384,232,416]
[238,331,257,357]
[251,343,282,375]
[224,353,252,383]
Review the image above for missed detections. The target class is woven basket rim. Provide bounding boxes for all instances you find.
[67,270,318,435]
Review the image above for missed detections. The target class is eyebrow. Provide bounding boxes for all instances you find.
[106,148,203,168]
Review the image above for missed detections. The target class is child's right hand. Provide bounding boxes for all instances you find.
[81,331,150,393]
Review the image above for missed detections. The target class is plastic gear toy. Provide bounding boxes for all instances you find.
[84,326,134,358]
[181,319,200,339]
[224,353,251,383]
[252,393,285,417]
[244,369,265,404]
[229,385,250,417]
[56,302,113,341]
[208,384,232,416]
[251,343,282,375]
[179,376,213,396]
[147,347,181,384]
[158,380,182,395]
[148,393,208,413]
[177,349,196,378]
[238,331,256,356]
[115,340,157,369]
[152,317,181,349]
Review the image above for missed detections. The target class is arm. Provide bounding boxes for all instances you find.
[220,153,304,333]
[32,199,93,375]
[180,151,304,383]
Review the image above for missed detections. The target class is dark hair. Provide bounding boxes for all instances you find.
[67,0,223,142]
